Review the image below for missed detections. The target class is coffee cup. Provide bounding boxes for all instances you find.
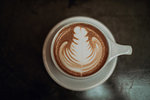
[43,16,132,91]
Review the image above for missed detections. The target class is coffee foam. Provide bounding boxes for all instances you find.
[59,26,103,73]
[53,23,108,77]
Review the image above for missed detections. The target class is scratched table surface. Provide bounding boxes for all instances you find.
[0,0,150,100]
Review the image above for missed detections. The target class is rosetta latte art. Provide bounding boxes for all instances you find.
[59,26,103,76]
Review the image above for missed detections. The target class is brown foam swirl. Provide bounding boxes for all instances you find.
[53,23,108,77]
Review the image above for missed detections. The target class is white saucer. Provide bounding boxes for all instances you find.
[43,16,118,91]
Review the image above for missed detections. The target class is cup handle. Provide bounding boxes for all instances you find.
[107,39,132,62]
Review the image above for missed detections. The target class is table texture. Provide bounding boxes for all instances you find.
[0,0,150,100]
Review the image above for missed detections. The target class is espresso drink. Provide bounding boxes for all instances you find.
[52,23,108,77]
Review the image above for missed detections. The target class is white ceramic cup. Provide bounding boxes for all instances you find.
[43,16,132,91]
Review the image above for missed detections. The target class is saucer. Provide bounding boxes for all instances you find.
[43,16,117,91]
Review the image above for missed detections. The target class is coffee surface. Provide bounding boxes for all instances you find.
[52,23,108,77]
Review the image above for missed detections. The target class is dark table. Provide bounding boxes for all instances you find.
[0,0,150,100]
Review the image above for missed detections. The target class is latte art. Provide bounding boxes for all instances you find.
[59,26,103,74]
[53,23,108,77]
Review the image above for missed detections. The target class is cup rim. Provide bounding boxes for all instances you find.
[51,22,110,79]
